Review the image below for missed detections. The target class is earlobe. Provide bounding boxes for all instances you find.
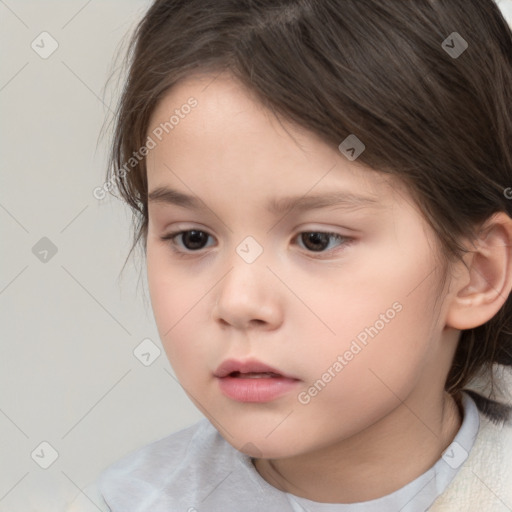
[445,212,512,331]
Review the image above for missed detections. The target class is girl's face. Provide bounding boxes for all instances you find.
[145,73,459,458]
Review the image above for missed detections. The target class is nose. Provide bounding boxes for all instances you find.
[212,256,283,331]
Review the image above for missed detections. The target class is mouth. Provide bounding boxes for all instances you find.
[214,358,299,380]
[214,358,300,403]
[227,371,283,379]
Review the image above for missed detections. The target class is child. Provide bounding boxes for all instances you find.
[70,0,512,510]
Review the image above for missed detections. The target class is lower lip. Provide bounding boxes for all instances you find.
[217,375,300,402]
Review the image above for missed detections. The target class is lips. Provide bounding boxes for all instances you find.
[214,358,299,380]
[215,358,301,402]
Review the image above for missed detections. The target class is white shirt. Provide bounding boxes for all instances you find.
[67,391,512,511]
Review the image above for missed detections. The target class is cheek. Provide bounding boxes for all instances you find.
[147,248,191,352]
[291,305,435,445]
[149,280,207,382]
[146,245,215,382]
[300,250,439,404]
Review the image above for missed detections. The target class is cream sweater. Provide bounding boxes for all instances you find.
[428,398,512,511]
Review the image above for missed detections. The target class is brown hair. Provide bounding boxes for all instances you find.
[102,0,512,423]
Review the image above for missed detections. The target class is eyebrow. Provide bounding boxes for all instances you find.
[147,186,383,215]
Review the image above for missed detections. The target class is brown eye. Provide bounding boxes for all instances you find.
[296,232,349,253]
[301,232,330,251]
[179,230,210,250]
[162,229,214,252]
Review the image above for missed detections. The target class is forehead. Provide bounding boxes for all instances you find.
[145,72,412,215]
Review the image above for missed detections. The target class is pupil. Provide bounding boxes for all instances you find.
[184,230,207,250]
[303,232,328,251]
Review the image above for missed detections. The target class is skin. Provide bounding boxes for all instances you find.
[144,72,512,503]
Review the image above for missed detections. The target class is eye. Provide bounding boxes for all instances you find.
[160,229,352,256]
[295,231,351,253]
[161,229,215,253]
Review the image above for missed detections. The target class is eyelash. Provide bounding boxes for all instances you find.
[160,229,353,258]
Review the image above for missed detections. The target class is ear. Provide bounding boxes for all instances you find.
[445,212,512,330]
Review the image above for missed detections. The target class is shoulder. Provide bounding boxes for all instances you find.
[98,419,217,504]
[100,418,213,478]
[67,419,294,511]
[65,419,218,512]
[97,418,265,511]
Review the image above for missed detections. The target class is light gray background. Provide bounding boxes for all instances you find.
[1,1,512,511]
[1,2,204,511]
